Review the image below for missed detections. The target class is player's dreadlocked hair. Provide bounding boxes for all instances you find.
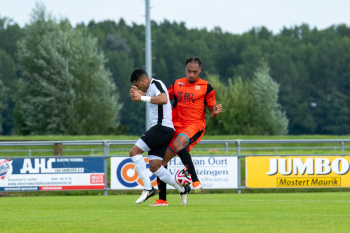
[130,69,148,83]
[185,56,202,67]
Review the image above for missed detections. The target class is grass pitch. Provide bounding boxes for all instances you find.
[1,192,350,233]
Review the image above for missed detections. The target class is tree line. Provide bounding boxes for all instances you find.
[0,4,349,135]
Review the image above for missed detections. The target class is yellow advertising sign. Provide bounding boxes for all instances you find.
[246,156,350,188]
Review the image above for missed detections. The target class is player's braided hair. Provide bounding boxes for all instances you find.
[185,56,202,67]
[130,69,148,83]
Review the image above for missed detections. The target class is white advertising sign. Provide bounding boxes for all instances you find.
[0,158,104,191]
[111,156,237,190]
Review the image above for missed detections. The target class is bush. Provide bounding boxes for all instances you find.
[205,61,288,135]
[14,4,122,135]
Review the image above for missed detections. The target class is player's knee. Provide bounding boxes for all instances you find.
[173,143,181,152]
[173,140,186,152]
[129,145,143,157]
[129,147,137,157]
[149,162,161,173]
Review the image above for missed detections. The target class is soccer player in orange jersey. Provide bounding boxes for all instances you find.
[150,56,222,206]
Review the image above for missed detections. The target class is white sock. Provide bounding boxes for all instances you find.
[131,154,152,190]
[154,165,184,193]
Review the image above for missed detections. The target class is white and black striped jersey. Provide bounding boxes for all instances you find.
[145,79,174,129]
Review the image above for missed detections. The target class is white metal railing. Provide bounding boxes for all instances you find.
[0,139,347,153]
[0,146,348,156]
[0,139,349,195]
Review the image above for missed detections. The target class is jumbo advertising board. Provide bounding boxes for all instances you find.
[246,156,350,188]
[0,157,105,191]
[110,156,237,190]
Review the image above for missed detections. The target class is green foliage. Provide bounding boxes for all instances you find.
[105,50,144,135]
[0,80,7,134]
[0,49,14,134]
[0,16,23,135]
[251,61,289,135]
[14,4,121,135]
[2,8,350,135]
[205,73,255,135]
[314,89,350,134]
[206,62,288,135]
[0,16,23,59]
[0,49,16,88]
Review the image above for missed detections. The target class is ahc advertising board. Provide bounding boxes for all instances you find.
[0,157,105,191]
[110,156,237,190]
[246,156,350,188]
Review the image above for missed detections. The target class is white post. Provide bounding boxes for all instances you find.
[103,141,109,196]
[145,0,152,131]
[236,140,241,194]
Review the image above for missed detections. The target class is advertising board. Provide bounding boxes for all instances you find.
[246,156,350,188]
[111,156,237,190]
[0,157,104,191]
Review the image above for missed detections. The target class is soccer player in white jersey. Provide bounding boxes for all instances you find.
[129,69,190,205]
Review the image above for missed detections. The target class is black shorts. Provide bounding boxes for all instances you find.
[137,125,175,158]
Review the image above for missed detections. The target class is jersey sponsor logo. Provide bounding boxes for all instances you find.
[195,85,200,90]
[0,159,13,180]
[116,157,157,188]
[178,92,195,104]
[178,82,185,88]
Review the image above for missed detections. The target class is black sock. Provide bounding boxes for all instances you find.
[157,165,167,201]
[177,148,199,182]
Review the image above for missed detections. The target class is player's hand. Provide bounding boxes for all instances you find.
[130,86,142,102]
[213,104,222,115]
[130,87,136,101]
[130,86,137,94]
[130,86,144,95]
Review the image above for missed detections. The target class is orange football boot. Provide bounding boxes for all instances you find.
[192,181,203,193]
[149,199,168,206]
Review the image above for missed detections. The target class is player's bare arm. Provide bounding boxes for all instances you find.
[131,87,168,105]
[208,104,222,118]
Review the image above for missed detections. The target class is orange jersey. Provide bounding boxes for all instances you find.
[168,77,216,129]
